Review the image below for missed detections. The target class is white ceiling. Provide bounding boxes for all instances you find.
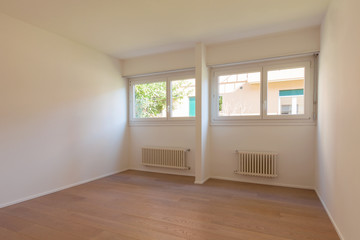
[0,0,330,59]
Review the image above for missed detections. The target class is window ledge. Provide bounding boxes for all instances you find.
[210,119,316,126]
[129,120,196,127]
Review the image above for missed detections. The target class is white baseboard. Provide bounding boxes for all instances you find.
[194,177,210,184]
[128,169,312,190]
[129,167,195,177]
[210,176,315,190]
[315,189,344,240]
[0,168,128,209]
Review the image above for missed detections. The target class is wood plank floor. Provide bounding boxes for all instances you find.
[0,170,339,240]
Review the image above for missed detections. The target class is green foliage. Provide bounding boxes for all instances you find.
[171,80,194,107]
[135,81,166,118]
[134,80,194,118]
[219,96,223,111]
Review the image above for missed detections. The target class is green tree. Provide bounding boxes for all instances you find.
[135,80,194,118]
[218,96,223,112]
[135,81,166,118]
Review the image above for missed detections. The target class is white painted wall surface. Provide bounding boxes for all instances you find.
[126,27,320,188]
[317,0,360,239]
[0,14,128,207]
[123,48,195,76]
[211,126,316,188]
[207,27,320,66]
[195,43,211,183]
[123,27,320,77]
[129,126,196,176]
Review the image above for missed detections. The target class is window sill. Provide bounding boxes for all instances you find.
[129,119,196,127]
[210,118,316,126]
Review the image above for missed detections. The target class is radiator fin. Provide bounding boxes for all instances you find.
[142,147,190,170]
[235,151,278,177]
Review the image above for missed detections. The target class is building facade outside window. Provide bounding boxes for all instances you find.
[211,55,316,124]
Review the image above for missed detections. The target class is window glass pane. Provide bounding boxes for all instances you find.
[267,67,305,115]
[134,81,166,118]
[171,78,196,117]
[218,72,261,116]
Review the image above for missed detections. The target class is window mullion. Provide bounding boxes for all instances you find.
[261,66,265,119]
[214,73,219,119]
[130,81,134,120]
[166,78,171,119]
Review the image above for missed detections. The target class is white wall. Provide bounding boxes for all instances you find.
[123,48,195,76]
[195,43,211,183]
[317,0,360,239]
[208,28,319,188]
[0,14,128,207]
[211,126,316,188]
[125,49,197,178]
[129,126,196,176]
[122,27,319,77]
[208,28,318,188]
[207,26,320,66]
[125,27,319,188]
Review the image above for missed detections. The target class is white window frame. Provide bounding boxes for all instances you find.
[211,55,315,125]
[213,65,263,121]
[129,70,196,126]
[278,94,304,115]
[263,61,311,120]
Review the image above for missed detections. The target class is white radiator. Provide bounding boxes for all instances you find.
[142,147,190,170]
[235,151,278,177]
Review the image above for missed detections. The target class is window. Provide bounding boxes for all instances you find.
[218,70,261,117]
[278,89,304,115]
[211,56,315,124]
[171,78,196,118]
[129,71,196,124]
[134,81,167,118]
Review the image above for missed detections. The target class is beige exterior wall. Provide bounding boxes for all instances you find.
[220,80,304,115]
[221,83,260,115]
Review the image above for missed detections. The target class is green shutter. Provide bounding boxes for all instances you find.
[189,97,195,117]
[279,89,304,97]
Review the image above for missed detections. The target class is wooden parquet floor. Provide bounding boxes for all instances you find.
[0,170,339,240]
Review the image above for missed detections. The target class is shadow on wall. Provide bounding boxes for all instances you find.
[0,87,128,206]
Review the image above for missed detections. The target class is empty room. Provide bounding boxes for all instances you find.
[0,0,359,239]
